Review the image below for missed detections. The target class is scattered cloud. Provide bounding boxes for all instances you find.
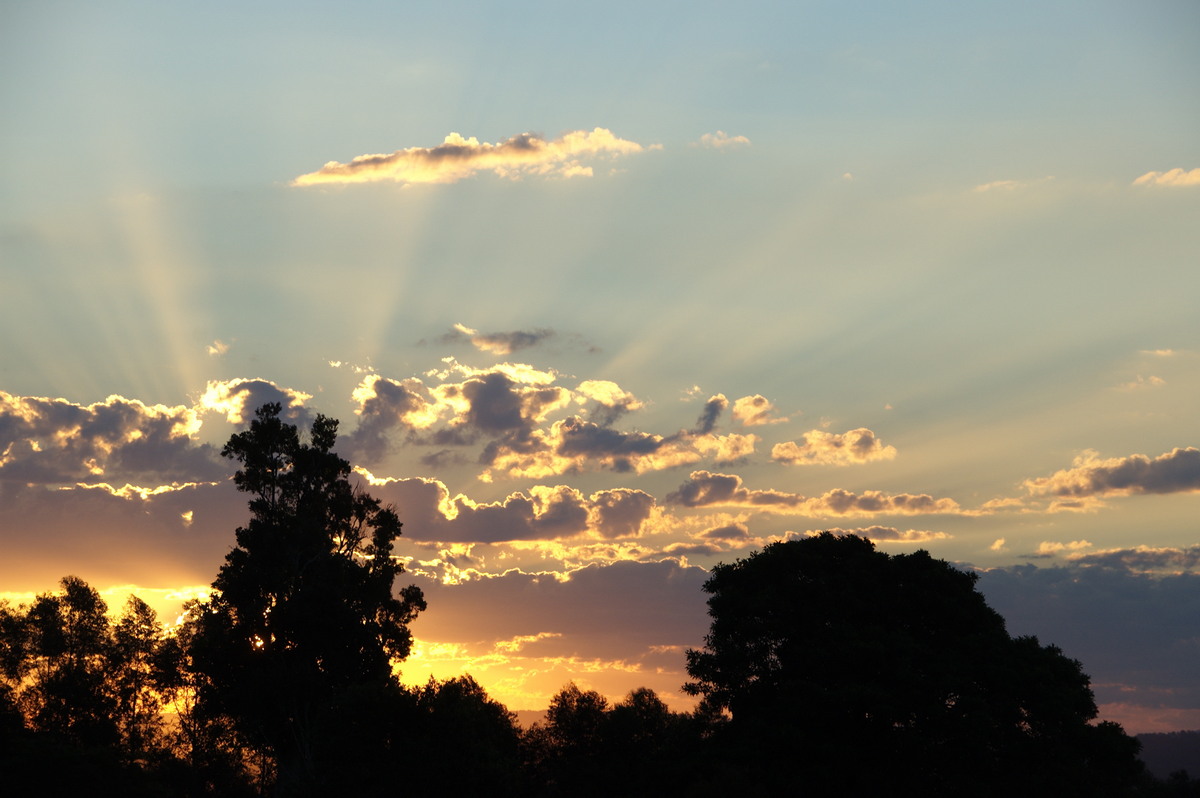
[206,339,230,356]
[731,394,787,426]
[771,428,896,466]
[1133,168,1200,187]
[1024,447,1200,499]
[292,128,650,186]
[990,538,1007,552]
[695,130,751,149]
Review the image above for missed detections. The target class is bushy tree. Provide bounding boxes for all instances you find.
[684,533,1144,795]
[185,403,425,795]
[0,579,184,795]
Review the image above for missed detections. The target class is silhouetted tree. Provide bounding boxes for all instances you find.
[684,533,1144,796]
[406,675,526,796]
[0,579,187,796]
[184,403,425,795]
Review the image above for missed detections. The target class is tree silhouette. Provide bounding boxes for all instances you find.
[185,403,425,795]
[684,533,1144,796]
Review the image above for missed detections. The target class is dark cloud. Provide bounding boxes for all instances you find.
[692,394,727,435]
[364,477,627,543]
[978,563,1200,725]
[199,378,311,425]
[1069,545,1200,573]
[436,324,557,356]
[795,526,950,543]
[589,489,655,538]
[1025,447,1200,498]
[344,376,434,462]
[0,391,224,485]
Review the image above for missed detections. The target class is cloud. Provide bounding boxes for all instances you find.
[1033,539,1093,557]
[731,394,787,426]
[360,472,655,544]
[695,131,751,149]
[440,323,557,355]
[1067,545,1200,574]
[972,176,1054,192]
[667,470,960,517]
[692,394,727,435]
[1133,168,1200,187]
[573,380,643,426]
[197,378,312,425]
[771,428,897,466]
[206,339,230,356]
[977,563,1200,732]
[0,391,222,485]
[292,128,649,186]
[800,526,950,543]
[1024,447,1200,499]
[1114,375,1166,390]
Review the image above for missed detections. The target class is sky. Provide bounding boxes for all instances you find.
[1,0,1198,733]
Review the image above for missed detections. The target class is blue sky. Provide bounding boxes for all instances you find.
[2,0,1198,731]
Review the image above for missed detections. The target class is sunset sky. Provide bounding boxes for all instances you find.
[2,1,1198,733]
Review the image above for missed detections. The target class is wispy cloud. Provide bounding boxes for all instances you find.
[293,128,650,186]
[439,323,556,355]
[1133,168,1200,187]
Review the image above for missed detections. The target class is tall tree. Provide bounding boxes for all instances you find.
[185,403,425,795]
[684,533,1144,796]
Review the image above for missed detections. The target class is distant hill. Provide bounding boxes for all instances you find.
[1138,731,1200,780]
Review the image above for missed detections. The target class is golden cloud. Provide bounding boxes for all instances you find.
[293,128,649,186]
[1133,168,1200,187]
[771,428,897,466]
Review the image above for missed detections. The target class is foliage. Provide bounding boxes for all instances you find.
[184,403,425,794]
[684,532,1145,795]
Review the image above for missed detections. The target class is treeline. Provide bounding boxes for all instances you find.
[0,582,702,796]
[0,405,1185,796]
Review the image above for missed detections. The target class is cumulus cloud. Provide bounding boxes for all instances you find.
[731,394,787,426]
[293,128,649,186]
[197,378,312,425]
[440,323,556,355]
[206,339,230,356]
[0,391,222,485]
[360,472,655,544]
[771,428,897,466]
[1033,540,1093,557]
[1133,168,1200,187]
[666,470,960,517]
[1024,447,1200,499]
[696,131,751,149]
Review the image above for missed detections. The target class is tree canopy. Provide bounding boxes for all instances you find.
[684,533,1144,796]
[185,403,425,794]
